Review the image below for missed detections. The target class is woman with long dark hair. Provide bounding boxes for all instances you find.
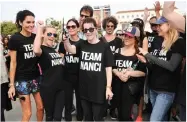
[130,18,148,121]
[59,18,83,121]
[1,35,12,122]
[7,10,44,121]
[2,36,10,71]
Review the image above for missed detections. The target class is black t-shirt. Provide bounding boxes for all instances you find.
[113,49,146,84]
[76,40,114,103]
[3,46,10,70]
[149,38,184,93]
[39,45,64,90]
[173,35,186,105]
[146,31,163,53]
[99,37,123,54]
[58,39,84,82]
[8,32,40,81]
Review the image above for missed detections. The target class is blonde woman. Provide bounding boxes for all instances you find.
[33,21,65,121]
[137,16,184,121]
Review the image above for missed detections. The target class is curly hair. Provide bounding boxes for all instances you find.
[102,16,118,30]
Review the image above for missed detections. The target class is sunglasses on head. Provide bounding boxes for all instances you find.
[47,32,57,38]
[80,14,90,18]
[67,25,77,30]
[107,25,114,28]
[83,27,95,33]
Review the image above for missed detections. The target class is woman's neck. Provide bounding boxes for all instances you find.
[88,37,99,44]
[20,30,31,37]
[70,35,79,42]
[123,44,134,50]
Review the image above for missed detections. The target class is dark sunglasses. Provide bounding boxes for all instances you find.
[47,32,57,38]
[67,25,77,30]
[150,24,158,27]
[83,28,95,33]
[107,25,114,28]
[116,34,124,36]
[80,14,90,18]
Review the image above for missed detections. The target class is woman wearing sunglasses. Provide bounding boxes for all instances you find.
[63,17,114,121]
[59,18,83,121]
[116,30,123,40]
[8,10,44,121]
[112,26,146,121]
[33,21,65,121]
[137,16,184,121]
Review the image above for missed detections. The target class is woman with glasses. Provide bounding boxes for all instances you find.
[116,30,123,39]
[63,17,114,121]
[113,26,146,121]
[8,10,44,122]
[59,18,83,121]
[33,21,65,121]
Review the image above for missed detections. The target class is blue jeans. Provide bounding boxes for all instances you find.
[149,89,175,122]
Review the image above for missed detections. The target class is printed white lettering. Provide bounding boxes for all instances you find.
[51,58,63,66]
[80,61,101,72]
[81,51,102,61]
[116,60,133,68]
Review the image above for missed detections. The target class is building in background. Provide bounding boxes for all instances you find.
[93,5,111,30]
[115,7,179,32]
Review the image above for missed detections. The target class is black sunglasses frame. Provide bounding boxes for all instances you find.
[83,28,95,33]
[80,14,90,18]
[47,32,57,38]
[67,25,77,30]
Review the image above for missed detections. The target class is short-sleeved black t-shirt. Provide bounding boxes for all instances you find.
[39,45,64,90]
[59,39,84,82]
[113,50,146,83]
[76,40,114,103]
[149,38,184,93]
[3,46,10,70]
[99,37,123,54]
[146,31,164,53]
[8,32,40,81]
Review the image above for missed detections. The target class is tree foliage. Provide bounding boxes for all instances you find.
[1,21,17,36]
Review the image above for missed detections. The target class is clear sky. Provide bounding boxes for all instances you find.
[0,0,186,22]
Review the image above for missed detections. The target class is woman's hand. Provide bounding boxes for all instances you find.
[36,21,44,28]
[154,1,161,12]
[139,47,148,56]
[106,87,113,100]
[8,86,15,100]
[136,54,147,63]
[144,7,150,18]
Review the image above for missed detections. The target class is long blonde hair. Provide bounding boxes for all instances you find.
[163,27,179,51]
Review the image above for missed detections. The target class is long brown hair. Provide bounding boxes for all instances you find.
[134,37,140,54]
